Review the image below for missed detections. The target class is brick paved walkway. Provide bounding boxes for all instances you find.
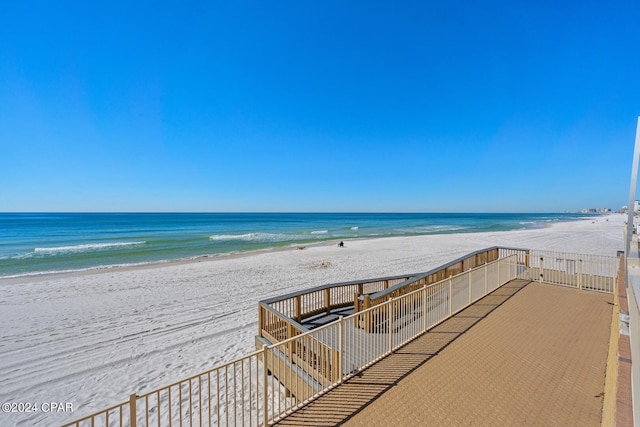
[274,279,613,427]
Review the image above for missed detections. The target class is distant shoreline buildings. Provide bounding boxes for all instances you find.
[564,208,614,214]
[618,201,640,214]
[581,208,613,214]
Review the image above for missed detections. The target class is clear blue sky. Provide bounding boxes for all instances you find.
[1,0,638,212]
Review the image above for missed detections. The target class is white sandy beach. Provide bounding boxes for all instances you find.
[0,214,625,426]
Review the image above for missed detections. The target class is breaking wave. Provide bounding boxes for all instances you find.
[33,241,146,254]
[209,233,297,243]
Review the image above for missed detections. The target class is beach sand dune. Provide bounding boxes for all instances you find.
[0,214,624,426]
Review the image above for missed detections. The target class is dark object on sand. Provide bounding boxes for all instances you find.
[338,241,344,247]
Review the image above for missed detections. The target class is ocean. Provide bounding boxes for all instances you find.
[0,212,594,278]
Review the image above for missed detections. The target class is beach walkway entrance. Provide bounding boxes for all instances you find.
[273,279,613,426]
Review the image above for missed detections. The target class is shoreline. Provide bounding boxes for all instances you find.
[0,214,612,286]
[0,238,342,285]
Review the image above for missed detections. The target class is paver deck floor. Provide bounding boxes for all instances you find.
[274,279,613,426]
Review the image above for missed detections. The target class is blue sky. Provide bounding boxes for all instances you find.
[1,1,638,212]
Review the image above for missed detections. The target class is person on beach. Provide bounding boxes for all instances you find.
[338,241,344,247]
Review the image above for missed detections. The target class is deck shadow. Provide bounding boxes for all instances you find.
[273,279,531,426]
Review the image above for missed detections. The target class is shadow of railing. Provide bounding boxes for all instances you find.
[272,279,530,426]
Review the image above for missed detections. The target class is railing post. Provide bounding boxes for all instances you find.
[468,271,472,304]
[262,345,269,427]
[484,264,488,294]
[510,255,514,280]
[295,296,301,323]
[129,393,137,427]
[539,257,544,283]
[325,288,331,314]
[338,316,344,382]
[364,295,372,332]
[507,255,515,280]
[423,286,428,332]
[388,298,394,353]
[353,293,360,329]
[579,259,583,290]
[449,276,453,316]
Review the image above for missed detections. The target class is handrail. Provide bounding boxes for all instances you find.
[366,247,499,301]
[257,247,529,344]
[259,273,421,305]
[258,273,416,340]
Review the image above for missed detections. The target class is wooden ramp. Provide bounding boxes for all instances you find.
[274,280,613,426]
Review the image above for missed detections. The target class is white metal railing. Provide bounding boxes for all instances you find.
[257,247,507,351]
[516,250,617,293]
[261,274,416,322]
[258,274,416,344]
[361,247,503,308]
[62,249,617,427]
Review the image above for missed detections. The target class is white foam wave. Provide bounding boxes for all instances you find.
[210,231,339,243]
[433,226,464,231]
[350,226,359,230]
[402,225,467,233]
[209,233,295,242]
[34,241,146,254]
[7,252,36,260]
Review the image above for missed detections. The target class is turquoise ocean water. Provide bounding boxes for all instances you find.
[0,212,594,278]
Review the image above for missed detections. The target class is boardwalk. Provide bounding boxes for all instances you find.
[274,280,613,426]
